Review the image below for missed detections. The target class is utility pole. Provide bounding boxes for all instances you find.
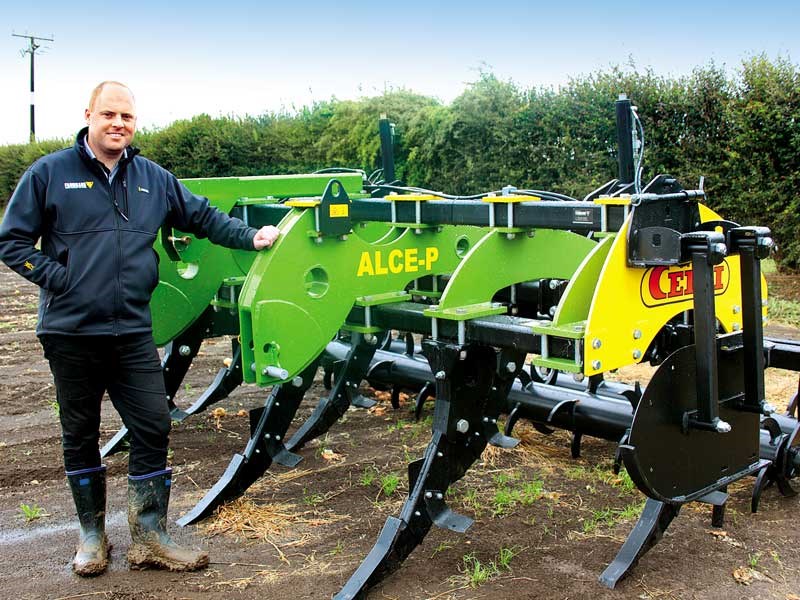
[12,33,54,143]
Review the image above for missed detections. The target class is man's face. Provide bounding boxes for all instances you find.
[84,84,137,159]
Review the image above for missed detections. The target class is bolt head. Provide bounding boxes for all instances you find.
[591,360,601,370]
[455,419,469,433]
[633,329,642,340]
[425,491,433,499]
[505,361,516,373]
[435,370,446,380]
[178,345,191,356]
[291,376,304,388]
[632,349,642,360]
[592,338,602,350]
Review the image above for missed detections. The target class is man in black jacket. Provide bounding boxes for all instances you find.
[0,81,280,576]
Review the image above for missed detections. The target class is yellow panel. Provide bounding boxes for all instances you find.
[384,194,439,201]
[594,195,631,206]
[285,199,320,208]
[582,206,768,376]
[481,195,540,203]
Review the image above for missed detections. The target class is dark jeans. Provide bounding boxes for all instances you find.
[39,333,170,476]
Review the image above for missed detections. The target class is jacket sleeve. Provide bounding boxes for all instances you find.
[165,175,257,250]
[0,169,68,293]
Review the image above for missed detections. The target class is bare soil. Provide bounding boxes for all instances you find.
[1,264,799,600]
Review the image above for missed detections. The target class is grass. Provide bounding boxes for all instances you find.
[461,552,496,587]
[302,487,324,506]
[459,546,522,588]
[380,473,400,497]
[581,500,644,534]
[329,539,345,556]
[360,466,377,487]
[491,475,545,516]
[768,297,800,327]
[763,257,800,326]
[564,464,637,494]
[431,541,454,557]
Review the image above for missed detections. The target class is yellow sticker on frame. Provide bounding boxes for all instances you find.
[329,204,349,218]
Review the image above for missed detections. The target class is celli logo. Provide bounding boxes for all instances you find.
[640,261,729,307]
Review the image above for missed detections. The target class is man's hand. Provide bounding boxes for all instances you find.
[253,225,280,250]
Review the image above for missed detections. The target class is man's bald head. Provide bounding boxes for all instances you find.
[88,81,135,112]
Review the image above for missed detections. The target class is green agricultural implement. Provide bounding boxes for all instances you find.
[131,102,799,597]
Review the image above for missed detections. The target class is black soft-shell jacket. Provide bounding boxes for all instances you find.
[0,129,257,336]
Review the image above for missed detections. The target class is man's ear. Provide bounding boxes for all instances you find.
[84,108,91,124]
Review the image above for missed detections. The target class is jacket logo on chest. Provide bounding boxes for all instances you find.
[138,186,149,194]
[64,181,94,190]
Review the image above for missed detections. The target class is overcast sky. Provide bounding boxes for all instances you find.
[2,0,798,145]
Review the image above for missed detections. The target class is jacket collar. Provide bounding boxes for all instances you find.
[74,127,140,176]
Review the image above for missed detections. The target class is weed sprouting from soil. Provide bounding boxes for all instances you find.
[380,473,400,497]
[19,502,47,523]
[458,545,522,587]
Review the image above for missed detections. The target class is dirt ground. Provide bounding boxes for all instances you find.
[1,264,799,600]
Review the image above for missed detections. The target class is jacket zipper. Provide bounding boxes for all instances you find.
[110,179,123,336]
[42,290,54,328]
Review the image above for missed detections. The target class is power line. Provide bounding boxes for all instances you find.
[12,33,54,143]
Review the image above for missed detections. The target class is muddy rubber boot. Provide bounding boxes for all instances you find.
[127,468,209,571]
[66,465,110,576]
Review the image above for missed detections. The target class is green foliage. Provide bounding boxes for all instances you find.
[19,502,46,522]
[380,473,400,497]
[492,473,545,516]
[2,57,799,267]
[360,466,377,487]
[461,552,496,587]
[459,546,520,588]
[768,297,800,327]
[582,501,644,533]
